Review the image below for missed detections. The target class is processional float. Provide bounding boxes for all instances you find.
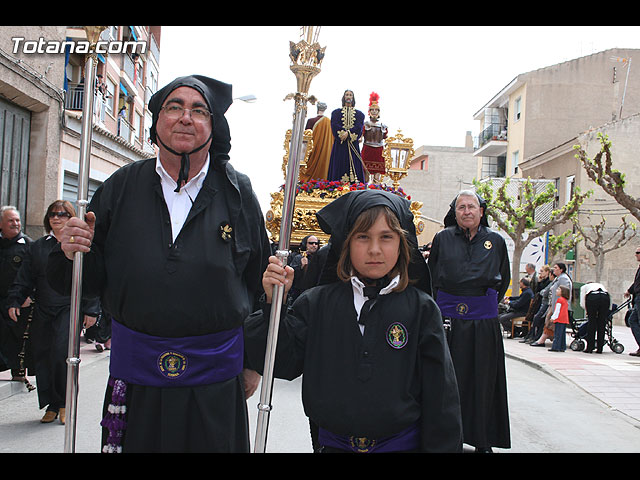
[254,27,425,452]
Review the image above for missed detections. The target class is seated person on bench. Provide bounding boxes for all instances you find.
[499,278,533,337]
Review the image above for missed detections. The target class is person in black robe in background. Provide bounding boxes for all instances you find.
[288,234,320,301]
[428,190,511,452]
[0,206,33,381]
[8,200,100,424]
[47,75,270,452]
[245,190,462,453]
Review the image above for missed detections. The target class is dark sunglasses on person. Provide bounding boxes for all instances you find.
[307,241,319,245]
[48,211,71,218]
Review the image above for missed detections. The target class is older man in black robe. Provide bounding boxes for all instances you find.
[47,75,270,452]
[0,206,33,380]
[428,190,511,453]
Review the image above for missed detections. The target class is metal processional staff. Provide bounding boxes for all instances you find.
[64,25,107,453]
[254,26,326,453]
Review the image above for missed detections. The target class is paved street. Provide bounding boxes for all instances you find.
[0,342,106,453]
[252,354,640,453]
[502,323,640,425]
[1,324,639,453]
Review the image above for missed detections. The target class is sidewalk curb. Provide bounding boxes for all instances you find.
[0,342,109,402]
[505,351,640,428]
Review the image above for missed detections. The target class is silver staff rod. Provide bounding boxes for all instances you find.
[254,26,325,453]
[64,26,106,453]
[254,109,307,453]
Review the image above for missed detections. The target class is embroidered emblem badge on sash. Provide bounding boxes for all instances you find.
[158,351,187,378]
[386,322,408,349]
[350,436,376,453]
[456,303,469,315]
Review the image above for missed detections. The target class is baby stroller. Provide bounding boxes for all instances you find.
[569,297,630,354]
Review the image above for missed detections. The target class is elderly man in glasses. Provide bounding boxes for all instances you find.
[428,190,511,453]
[625,246,640,357]
[47,75,271,453]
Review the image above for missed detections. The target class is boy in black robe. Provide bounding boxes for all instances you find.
[244,190,462,453]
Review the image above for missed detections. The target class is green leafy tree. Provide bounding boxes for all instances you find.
[547,229,581,267]
[474,177,591,291]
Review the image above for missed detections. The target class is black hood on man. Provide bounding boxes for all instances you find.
[148,75,233,191]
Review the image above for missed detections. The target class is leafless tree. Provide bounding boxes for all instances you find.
[572,214,637,282]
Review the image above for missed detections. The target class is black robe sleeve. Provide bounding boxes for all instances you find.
[416,300,464,452]
[7,241,36,308]
[243,296,307,380]
[46,182,109,298]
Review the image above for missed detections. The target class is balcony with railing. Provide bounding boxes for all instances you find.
[474,122,508,157]
[122,54,136,84]
[64,84,107,127]
[117,116,134,144]
[65,83,140,146]
[65,84,85,111]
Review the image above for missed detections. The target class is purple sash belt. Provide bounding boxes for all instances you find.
[436,288,499,320]
[318,423,419,453]
[109,320,243,387]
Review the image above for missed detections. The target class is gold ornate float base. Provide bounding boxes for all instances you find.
[265,181,424,245]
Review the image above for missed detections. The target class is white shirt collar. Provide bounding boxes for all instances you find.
[155,153,209,192]
[350,274,400,298]
[155,153,210,242]
[350,274,400,334]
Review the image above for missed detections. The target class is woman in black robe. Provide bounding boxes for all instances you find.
[8,200,99,423]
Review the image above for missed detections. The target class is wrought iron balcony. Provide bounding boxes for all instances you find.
[478,123,507,148]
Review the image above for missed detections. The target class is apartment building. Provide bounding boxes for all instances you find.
[0,26,160,238]
[472,48,640,305]
[61,26,159,206]
[473,48,640,181]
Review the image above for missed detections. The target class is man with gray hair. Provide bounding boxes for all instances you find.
[0,206,33,381]
[47,75,271,453]
[428,190,511,453]
[525,263,538,294]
